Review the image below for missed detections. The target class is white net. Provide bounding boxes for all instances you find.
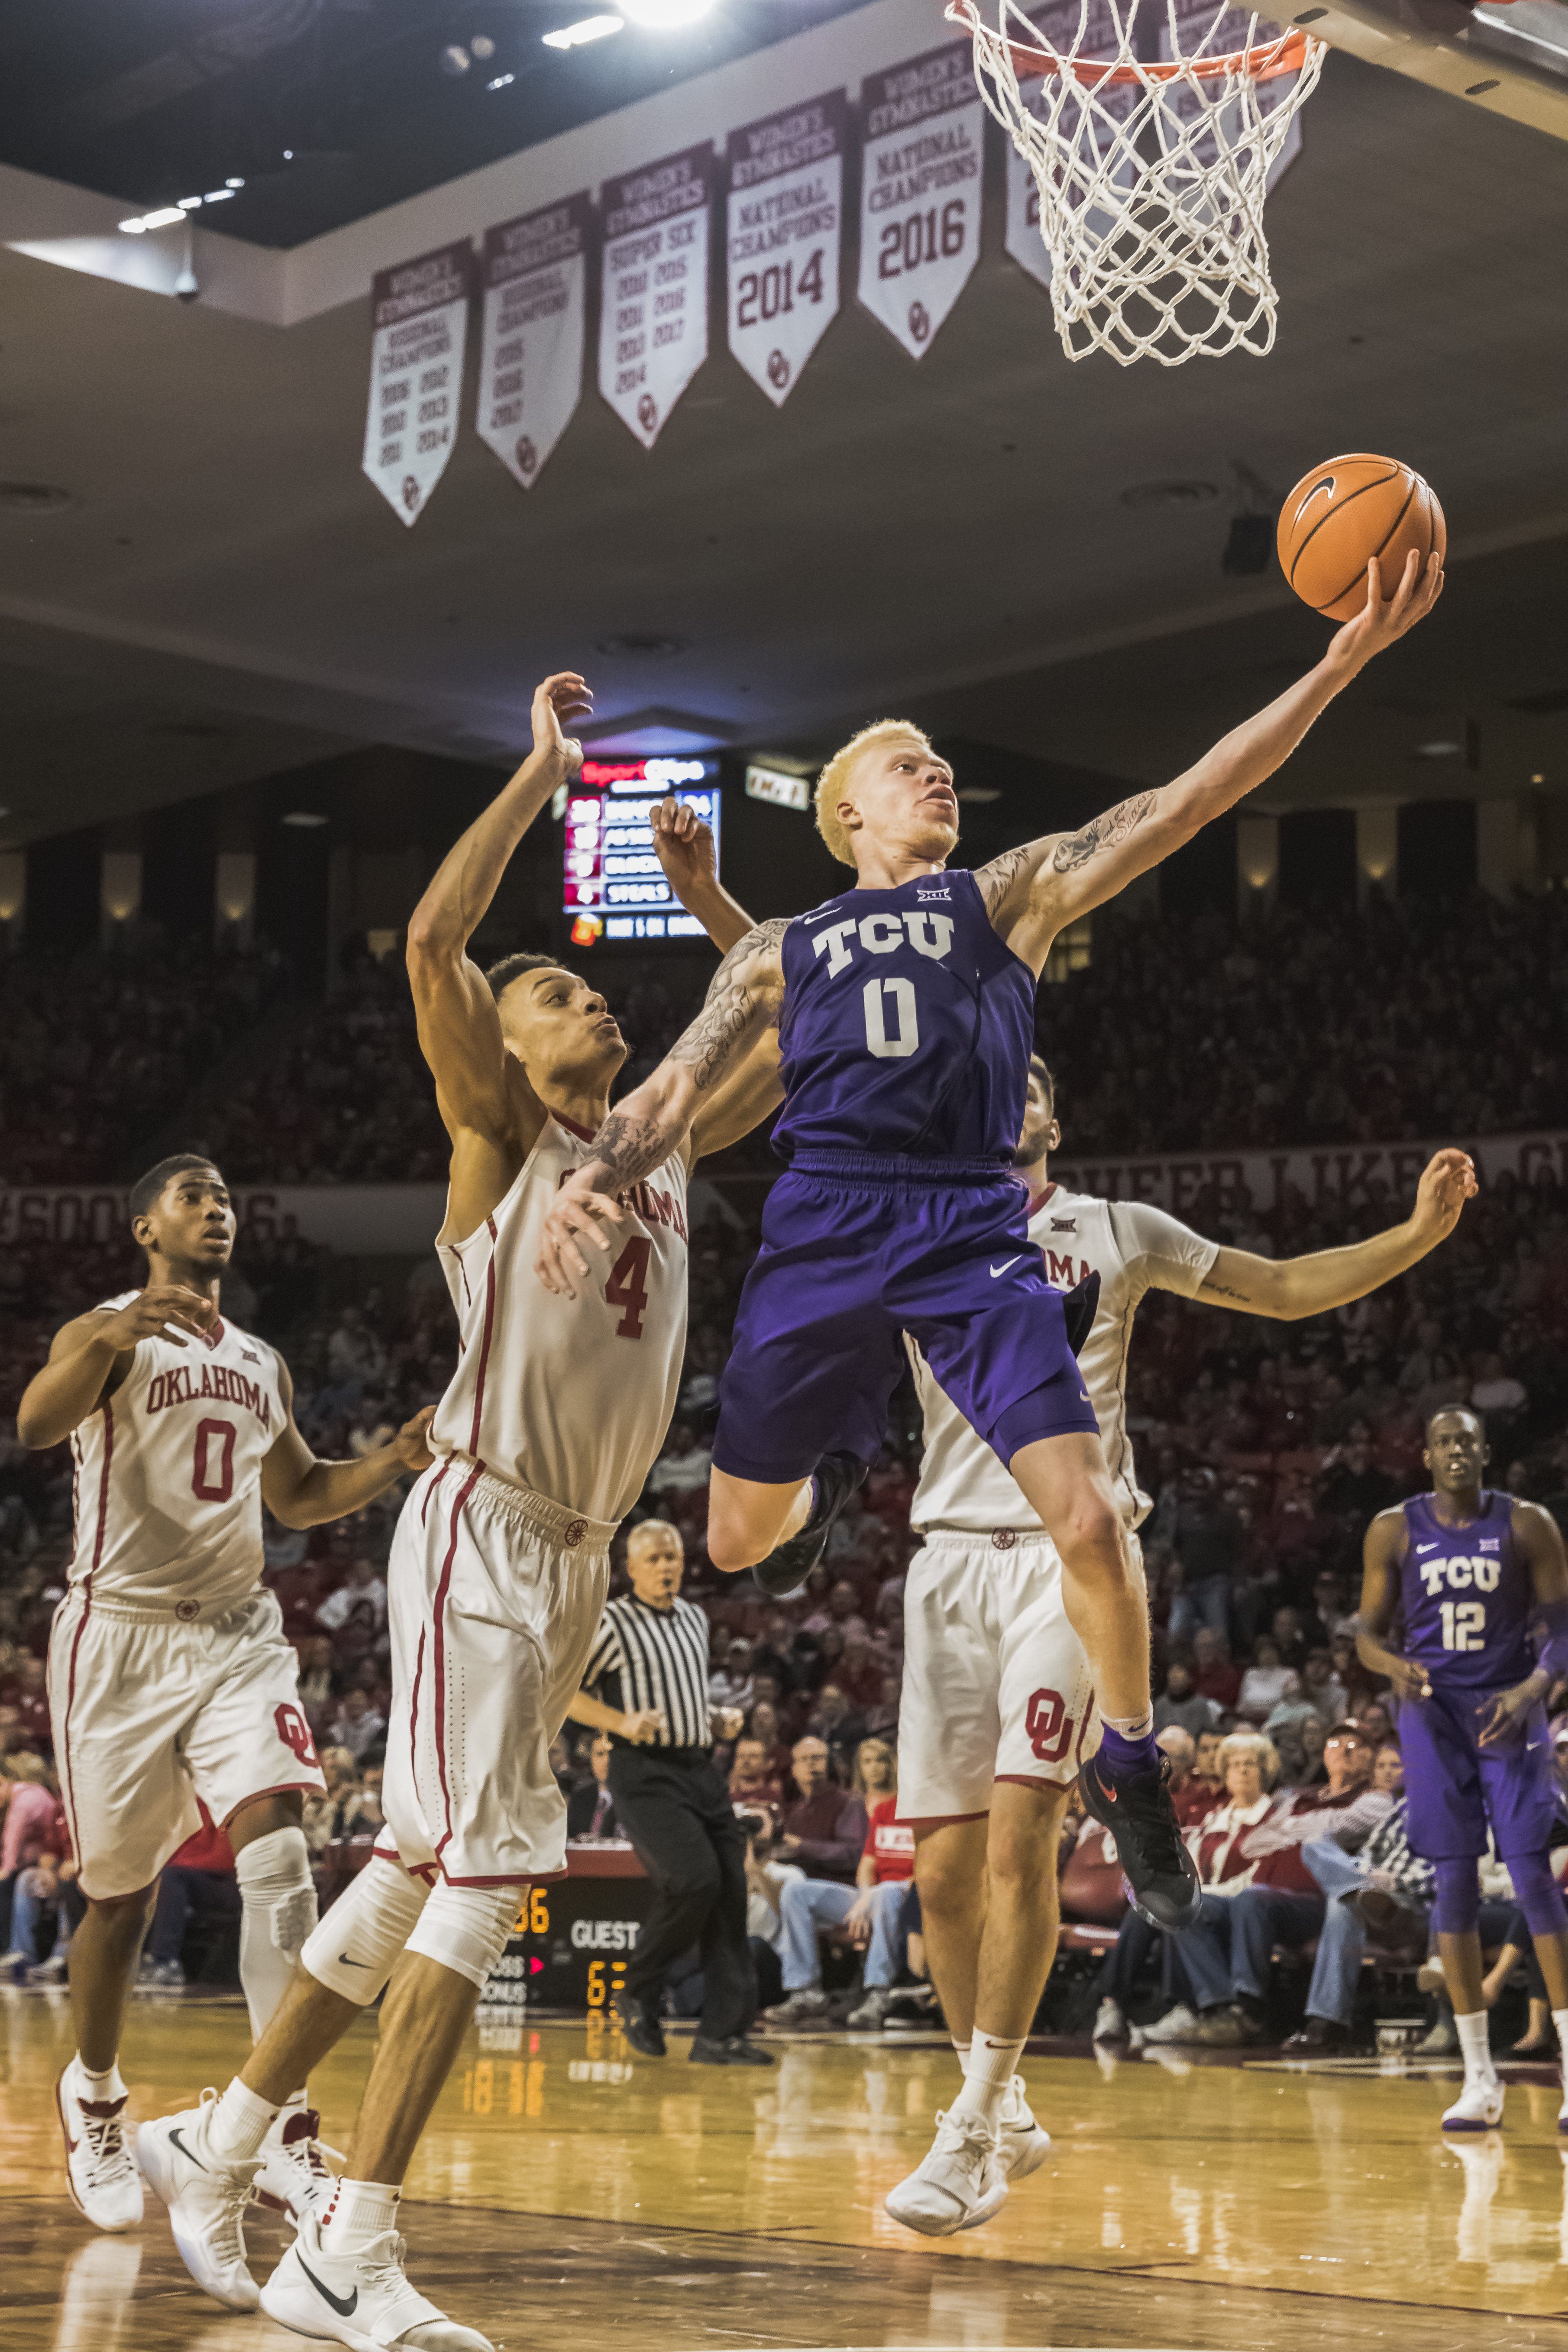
[947,0,1326,365]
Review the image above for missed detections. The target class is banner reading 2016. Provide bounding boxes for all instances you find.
[477,195,591,492]
[598,143,714,449]
[363,240,473,525]
[857,42,984,359]
[725,92,845,408]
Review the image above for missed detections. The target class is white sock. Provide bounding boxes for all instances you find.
[206,2075,281,2163]
[73,2055,124,2101]
[950,2027,1025,2128]
[321,2177,401,2253]
[1553,2009,1568,2077]
[1455,2010,1497,2087]
[951,2035,972,2069]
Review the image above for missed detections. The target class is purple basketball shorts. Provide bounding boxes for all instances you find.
[710,1154,1099,1488]
[1398,1679,1558,1860]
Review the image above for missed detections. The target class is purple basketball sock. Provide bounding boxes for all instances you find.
[1098,1724,1159,1776]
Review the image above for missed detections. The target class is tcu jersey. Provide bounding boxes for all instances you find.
[68,1298,284,1611]
[1398,1490,1535,1690]
[773,869,1034,1163]
[907,1185,1218,1532]
[433,1112,689,1525]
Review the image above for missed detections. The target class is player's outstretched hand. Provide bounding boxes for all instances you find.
[1325,546,1444,672]
[102,1285,216,1352]
[534,1164,629,1298]
[1410,1148,1478,1246]
[1477,1681,1538,1749]
[531,672,593,776]
[1384,1655,1433,1705]
[651,796,718,898]
[392,1405,436,1474]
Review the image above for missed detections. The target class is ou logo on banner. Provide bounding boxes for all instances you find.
[275,1703,320,1768]
[1025,1688,1074,1765]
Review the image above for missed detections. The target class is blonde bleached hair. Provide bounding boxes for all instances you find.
[814,720,936,869]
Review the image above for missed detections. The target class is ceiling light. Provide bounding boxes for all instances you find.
[119,216,148,234]
[488,71,515,86]
[127,206,186,231]
[470,33,496,58]
[282,148,294,159]
[226,177,245,189]
[282,812,329,828]
[203,188,234,204]
[178,195,203,210]
[620,0,716,22]
[543,14,623,45]
[1532,773,1547,784]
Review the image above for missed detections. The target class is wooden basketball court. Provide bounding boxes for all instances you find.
[5,1984,1568,2349]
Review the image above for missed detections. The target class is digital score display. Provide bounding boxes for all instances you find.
[563,757,721,946]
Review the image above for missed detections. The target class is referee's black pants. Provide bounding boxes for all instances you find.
[608,1745,756,2042]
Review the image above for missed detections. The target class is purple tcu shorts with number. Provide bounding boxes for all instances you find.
[1398,1679,1559,1860]
[710,1153,1099,1488]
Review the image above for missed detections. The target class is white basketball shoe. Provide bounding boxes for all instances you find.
[997,2076,1051,2181]
[884,2108,1009,2237]
[56,2059,143,2232]
[261,2211,495,2349]
[138,2091,262,2310]
[1441,2076,1505,2132]
[255,2105,343,2225]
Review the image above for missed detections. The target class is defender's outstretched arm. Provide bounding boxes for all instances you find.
[980,549,1444,974]
[535,919,788,1294]
[1196,1148,1475,1319]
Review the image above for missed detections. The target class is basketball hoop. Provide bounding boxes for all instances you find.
[946,0,1326,365]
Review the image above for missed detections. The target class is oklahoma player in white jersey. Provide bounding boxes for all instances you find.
[17,1155,433,2235]
[141,674,776,2352]
[884,1058,1477,2233]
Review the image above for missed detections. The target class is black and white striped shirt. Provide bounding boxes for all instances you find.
[581,1594,714,1750]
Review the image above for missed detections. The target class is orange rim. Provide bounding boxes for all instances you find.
[946,1,1314,85]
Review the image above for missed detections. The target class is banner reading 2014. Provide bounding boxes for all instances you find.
[476,195,591,492]
[858,42,984,359]
[363,241,473,525]
[598,144,714,449]
[725,92,845,407]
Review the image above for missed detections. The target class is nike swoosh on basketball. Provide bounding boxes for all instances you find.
[298,2255,359,2318]
[169,2127,207,2172]
[989,1257,1022,1277]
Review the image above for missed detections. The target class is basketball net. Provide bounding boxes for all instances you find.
[947,0,1326,366]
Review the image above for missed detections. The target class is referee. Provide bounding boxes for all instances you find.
[569,1517,773,2068]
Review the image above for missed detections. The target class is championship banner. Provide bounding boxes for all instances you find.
[857,41,985,359]
[725,91,846,407]
[598,143,714,449]
[362,240,473,526]
[1003,0,1138,292]
[476,195,592,492]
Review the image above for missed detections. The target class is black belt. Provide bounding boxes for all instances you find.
[611,1740,712,1761]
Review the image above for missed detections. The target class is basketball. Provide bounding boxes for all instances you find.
[1277,453,1447,621]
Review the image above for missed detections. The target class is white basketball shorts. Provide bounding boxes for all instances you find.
[896,1529,1124,1823]
[48,1588,325,1899]
[378,1459,615,1887]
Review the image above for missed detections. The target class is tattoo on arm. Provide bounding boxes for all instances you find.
[587,1110,675,1194]
[975,846,1032,916]
[669,919,788,1092]
[1199,1277,1254,1306]
[1051,792,1158,875]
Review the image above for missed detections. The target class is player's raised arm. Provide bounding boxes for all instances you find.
[405,671,592,1147]
[535,918,789,1295]
[17,1289,215,1450]
[1356,1508,1432,1703]
[979,547,1444,973]
[260,1363,435,1529]
[652,804,785,1157]
[1194,1148,1476,1319]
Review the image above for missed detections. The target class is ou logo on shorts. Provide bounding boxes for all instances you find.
[1026,1687,1075,1766]
[275,1702,319,1768]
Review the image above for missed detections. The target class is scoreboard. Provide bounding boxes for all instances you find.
[563,756,721,945]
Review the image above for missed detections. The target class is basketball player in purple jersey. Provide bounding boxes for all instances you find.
[538,547,1442,1957]
[1359,1407,1568,2132]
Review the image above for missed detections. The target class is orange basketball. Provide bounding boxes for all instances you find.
[1277,454,1446,622]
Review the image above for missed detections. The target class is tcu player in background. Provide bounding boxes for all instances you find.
[140,676,778,2352]
[643,833,1474,2229]
[1358,1407,1568,2133]
[17,1155,433,2232]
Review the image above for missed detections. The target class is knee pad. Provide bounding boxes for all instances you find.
[406,1882,520,1990]
[1431,1856,1481,1937]
[301,1858,433,2005]
[1502,1852,1568,1939]
[236,1827,317,1959]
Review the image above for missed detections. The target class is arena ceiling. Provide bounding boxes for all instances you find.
[0,0,1565,852]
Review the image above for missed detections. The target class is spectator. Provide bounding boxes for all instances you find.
[1189,1627,1241,1711]
[1152,1656,1218,1740]
[1156,1726,1216,1829]
[747,1701,792,1780]
[1236,1636,1295,1724]
[326,1687,385,1761]
[317,1557,388,1633]
[140,1817,241,1989]
[567,1734,623,1839]
[0,1755,60,1958]
[1317,1436,1399,1534]
[777,1737,866,1878]
[1284,1774,1434,2048]
[805,1682,866,1769]
[728,1736,785,1814]
[766,1738,908,2027]
[709,1639,756,1713]
[1168,1469,1246,1643]
[645,1423,713,1497]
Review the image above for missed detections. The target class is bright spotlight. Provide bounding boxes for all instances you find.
[542,13,623,45]
[619,0,717,23]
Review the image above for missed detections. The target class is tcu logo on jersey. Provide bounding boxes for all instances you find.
[811,909,954,977]
[1417,1553,1502,1598]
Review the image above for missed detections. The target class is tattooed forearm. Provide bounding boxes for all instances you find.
[670,919,787,1093]
[1050,792,1158,875]
[588,1111,673,1193]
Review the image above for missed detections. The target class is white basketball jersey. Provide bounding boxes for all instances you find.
[908,1184,1218,1534]
[431,1113,689,1525]
[68,1299,285,1610]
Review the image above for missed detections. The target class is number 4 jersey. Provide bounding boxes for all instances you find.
[1397,1489,1535,1689]
[68,1299,285,1611]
